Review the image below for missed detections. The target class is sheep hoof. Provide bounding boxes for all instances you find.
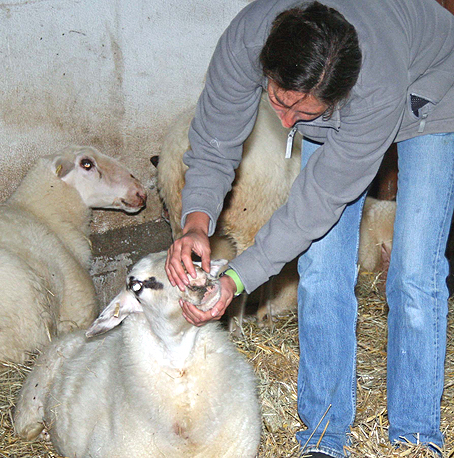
[19,422,45,441]
[228,317,243,338]
[40,427,51,442]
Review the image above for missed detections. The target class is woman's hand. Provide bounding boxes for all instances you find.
[180,274,237,326]
[166,211,238,326]
[166,212,211,291]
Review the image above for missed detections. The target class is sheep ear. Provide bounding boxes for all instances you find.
[53,157,75,178]
[192,259,228,278]
[209,259,229,278]
[86,290,143,338]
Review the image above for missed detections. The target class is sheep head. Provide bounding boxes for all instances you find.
[86,252,227,338]
[53,145,147,213]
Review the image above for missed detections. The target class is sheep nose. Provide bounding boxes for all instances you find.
[136,191,147,207]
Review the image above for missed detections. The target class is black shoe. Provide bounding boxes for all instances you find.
[303,452,333,458]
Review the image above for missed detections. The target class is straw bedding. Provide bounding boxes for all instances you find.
[1,271,452,457]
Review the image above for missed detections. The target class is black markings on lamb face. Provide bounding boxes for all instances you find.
[143,277,164,290]
[128,276,164,294]
[128,279,142,294]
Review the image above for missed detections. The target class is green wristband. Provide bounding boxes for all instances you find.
[221,268,244,296]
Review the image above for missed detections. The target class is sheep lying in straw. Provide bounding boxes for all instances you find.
[0,145,147,366]
[157,91,301,333]
[14,251,262,458]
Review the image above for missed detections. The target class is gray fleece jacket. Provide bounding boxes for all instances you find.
[181,0,454,294]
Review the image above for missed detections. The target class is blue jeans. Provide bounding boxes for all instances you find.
[296,133,454,457]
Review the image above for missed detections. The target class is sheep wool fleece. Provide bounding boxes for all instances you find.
[181,0,454,293]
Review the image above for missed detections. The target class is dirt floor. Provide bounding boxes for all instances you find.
[0,221,453,458]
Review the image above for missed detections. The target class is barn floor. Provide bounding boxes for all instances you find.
[0,218,453,457]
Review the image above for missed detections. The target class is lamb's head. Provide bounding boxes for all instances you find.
[180,260,226,312]
[52,145,147,213]
[86,252,227,338]
[127,253,225,314]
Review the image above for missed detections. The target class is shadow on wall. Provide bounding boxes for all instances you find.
[90,220,173,307]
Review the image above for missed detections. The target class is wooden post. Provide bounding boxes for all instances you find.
[436,0,454,14]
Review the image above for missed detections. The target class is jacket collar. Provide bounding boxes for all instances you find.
[295,108,341,131]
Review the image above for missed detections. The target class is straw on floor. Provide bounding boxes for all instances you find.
[1,271,453,457]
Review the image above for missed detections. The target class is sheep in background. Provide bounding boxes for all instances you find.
[157,91,301,333]
[358,196,396,287]
[14,251,262,458]
[0,145,147,366]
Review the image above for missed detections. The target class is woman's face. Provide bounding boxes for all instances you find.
[267,80,328,128]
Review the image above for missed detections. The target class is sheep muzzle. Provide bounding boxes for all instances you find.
[184,273,221,312]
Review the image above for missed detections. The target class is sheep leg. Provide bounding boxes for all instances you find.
[227,294,248,337]
[14,338,74,440]
[14,359,50,440]
[259,278,274,329]
[376,242,392,296]
[380,242,392,279]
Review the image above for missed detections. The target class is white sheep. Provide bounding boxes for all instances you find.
[0,145,147,366]
[358,196,396,285]
[157,91,301,332]
[14,251,262,458]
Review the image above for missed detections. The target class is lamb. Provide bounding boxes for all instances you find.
[14,251,262,458]
[0,145,147,366]
[157,91,301,332]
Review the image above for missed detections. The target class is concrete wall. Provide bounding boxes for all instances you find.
[0,0,248,229]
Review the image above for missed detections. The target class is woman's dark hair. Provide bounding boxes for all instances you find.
[260,1,362,117]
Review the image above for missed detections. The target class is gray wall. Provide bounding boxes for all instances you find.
[0,0,248,228]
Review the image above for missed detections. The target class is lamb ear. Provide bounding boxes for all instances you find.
[53,156,75,178]
[209,259,229,278]
[86,290,143,338]
[192,259,228,278]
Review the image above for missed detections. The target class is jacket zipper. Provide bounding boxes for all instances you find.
[285,127,298,158]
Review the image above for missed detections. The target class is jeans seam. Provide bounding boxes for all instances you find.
[430,140,454,431]
[347,193,366,430]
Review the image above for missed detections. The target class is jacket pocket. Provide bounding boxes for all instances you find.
[408,93,435,133]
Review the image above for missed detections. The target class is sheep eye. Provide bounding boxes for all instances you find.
[128,279,143,294]
[80,158,94,170]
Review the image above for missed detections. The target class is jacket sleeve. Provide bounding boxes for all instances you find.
[230,95,406,293]
[181,17,265,236]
